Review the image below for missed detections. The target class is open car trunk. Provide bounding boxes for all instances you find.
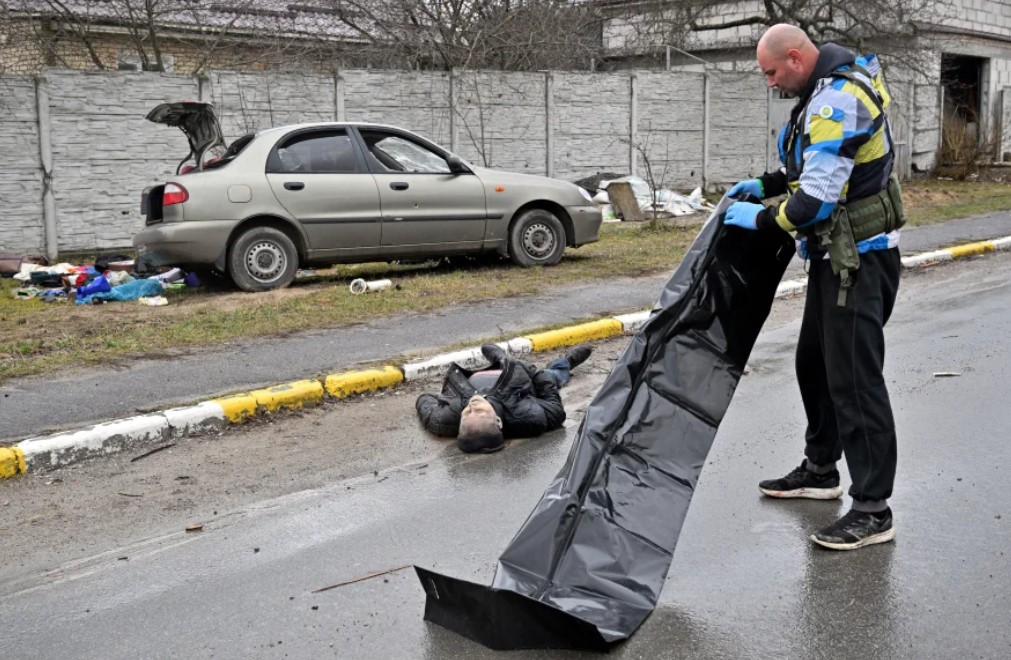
[146,102,226,174]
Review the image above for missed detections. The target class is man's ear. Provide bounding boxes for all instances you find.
[496,416,503,430]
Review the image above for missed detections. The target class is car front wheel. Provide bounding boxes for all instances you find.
[508,209,565,267]
[228,226,298,291]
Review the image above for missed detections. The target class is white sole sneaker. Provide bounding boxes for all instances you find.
[810,526,896,550]
[759,485,844,500]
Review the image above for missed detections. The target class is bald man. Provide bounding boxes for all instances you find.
[724,25,904,551]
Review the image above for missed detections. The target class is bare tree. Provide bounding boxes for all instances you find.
[603,0,952,73]
[326,0,604,71]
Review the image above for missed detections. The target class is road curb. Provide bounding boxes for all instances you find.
[3,234,1009,480]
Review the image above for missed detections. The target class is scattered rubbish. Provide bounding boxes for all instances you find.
[117,492,144,498]
[106,271,134,287]
[600,204,618,223]
[313,564,412,593]
[415,197,794,650]
[185,523,204,533]
[129,442,177,462]
[254,547,260,553]
[350,278,393,294]
[139,295,169,307]
[296,268,319,279]
[118,556,129,561]
[592,175,715,220]
[604,181,644,222]
[46,478,63,485]
[78,278,164,305]
[933,372,962,377]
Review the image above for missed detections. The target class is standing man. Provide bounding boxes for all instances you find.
[724,24,904,550]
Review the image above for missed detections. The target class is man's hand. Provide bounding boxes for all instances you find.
[724,201,765,231]
[727,179,764,199]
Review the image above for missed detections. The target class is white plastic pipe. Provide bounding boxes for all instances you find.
[350,278,393,294]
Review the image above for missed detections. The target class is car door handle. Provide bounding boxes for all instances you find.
[390,182,409,191]
[284,182,305,191]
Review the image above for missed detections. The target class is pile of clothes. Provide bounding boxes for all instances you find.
[4,254,200,305]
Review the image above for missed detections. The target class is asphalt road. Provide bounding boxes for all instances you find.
[3,250,1009,658]
[4,211,1011,443]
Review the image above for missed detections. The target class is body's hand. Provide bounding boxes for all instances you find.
[724,202,765,231]
[727,179,764,200]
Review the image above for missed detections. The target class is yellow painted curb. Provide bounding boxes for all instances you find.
[947,242,994,259]
[250,379,324,412]
[325,366,404,398]
[1,446,26,479]
[526,319,624,352]
[213,394,258,423]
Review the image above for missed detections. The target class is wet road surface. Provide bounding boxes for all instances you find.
[3,253,1010,659]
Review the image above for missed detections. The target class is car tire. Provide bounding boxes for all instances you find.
[228,226,298,292]
[508,209,565,267]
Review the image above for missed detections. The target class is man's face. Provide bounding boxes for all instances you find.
[758,47,807,98]
[461,395,501,427]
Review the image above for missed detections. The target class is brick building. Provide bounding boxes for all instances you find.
[0,0,378,75]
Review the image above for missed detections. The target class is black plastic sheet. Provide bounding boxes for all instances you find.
[415,199,796,651]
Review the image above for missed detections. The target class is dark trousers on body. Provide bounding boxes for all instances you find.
[797,248,901,507]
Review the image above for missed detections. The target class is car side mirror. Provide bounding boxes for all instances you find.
[447,155,469,175]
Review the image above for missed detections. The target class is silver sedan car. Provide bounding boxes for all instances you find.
[135,102,602,291]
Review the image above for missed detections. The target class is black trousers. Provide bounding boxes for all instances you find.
[797,248,901,503]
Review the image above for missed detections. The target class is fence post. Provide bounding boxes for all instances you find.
[629,73,638,176]
[335,73,346,122]
[545,71,554,178]
[449,69,458,153]
[703,71,710,192]
[35,75,58,261]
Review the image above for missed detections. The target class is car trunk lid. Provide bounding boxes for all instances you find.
[146,102,226,174]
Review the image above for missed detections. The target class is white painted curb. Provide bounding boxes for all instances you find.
[7,233,1010,477]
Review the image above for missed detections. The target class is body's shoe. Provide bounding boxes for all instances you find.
[480,343,508,366]
[759,461,844,499]
[811,508,896,550]
[563,344,592,370]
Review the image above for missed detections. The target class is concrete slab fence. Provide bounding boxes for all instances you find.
[0,67,926,257]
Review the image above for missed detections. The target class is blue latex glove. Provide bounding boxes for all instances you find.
[724,202,765,231]
[727,179,764,199]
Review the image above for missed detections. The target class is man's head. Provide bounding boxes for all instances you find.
[756,24,820,98]
[457,394,504,448]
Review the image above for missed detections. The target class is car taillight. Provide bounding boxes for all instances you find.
[163,183,189,206]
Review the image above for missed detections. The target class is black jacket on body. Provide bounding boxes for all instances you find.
[416,352,566,439]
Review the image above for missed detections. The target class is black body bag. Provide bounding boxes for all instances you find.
[415,199,795,651]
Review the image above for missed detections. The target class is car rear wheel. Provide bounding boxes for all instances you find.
[508,209,565,267]
[228,226,298,291]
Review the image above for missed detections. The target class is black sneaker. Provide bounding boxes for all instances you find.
[758,461,844,499]
[480,343,508,367]
[563,344,592,370]
[811,508,895,550]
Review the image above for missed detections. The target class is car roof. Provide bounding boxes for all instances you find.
[253,122,420,139]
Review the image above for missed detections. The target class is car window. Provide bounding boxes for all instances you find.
[267,131,360,174]
[359,131,450,174]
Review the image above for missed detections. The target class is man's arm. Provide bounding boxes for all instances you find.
[416,393,463,437]
[528,365,566,432]
[756,85,877,232]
